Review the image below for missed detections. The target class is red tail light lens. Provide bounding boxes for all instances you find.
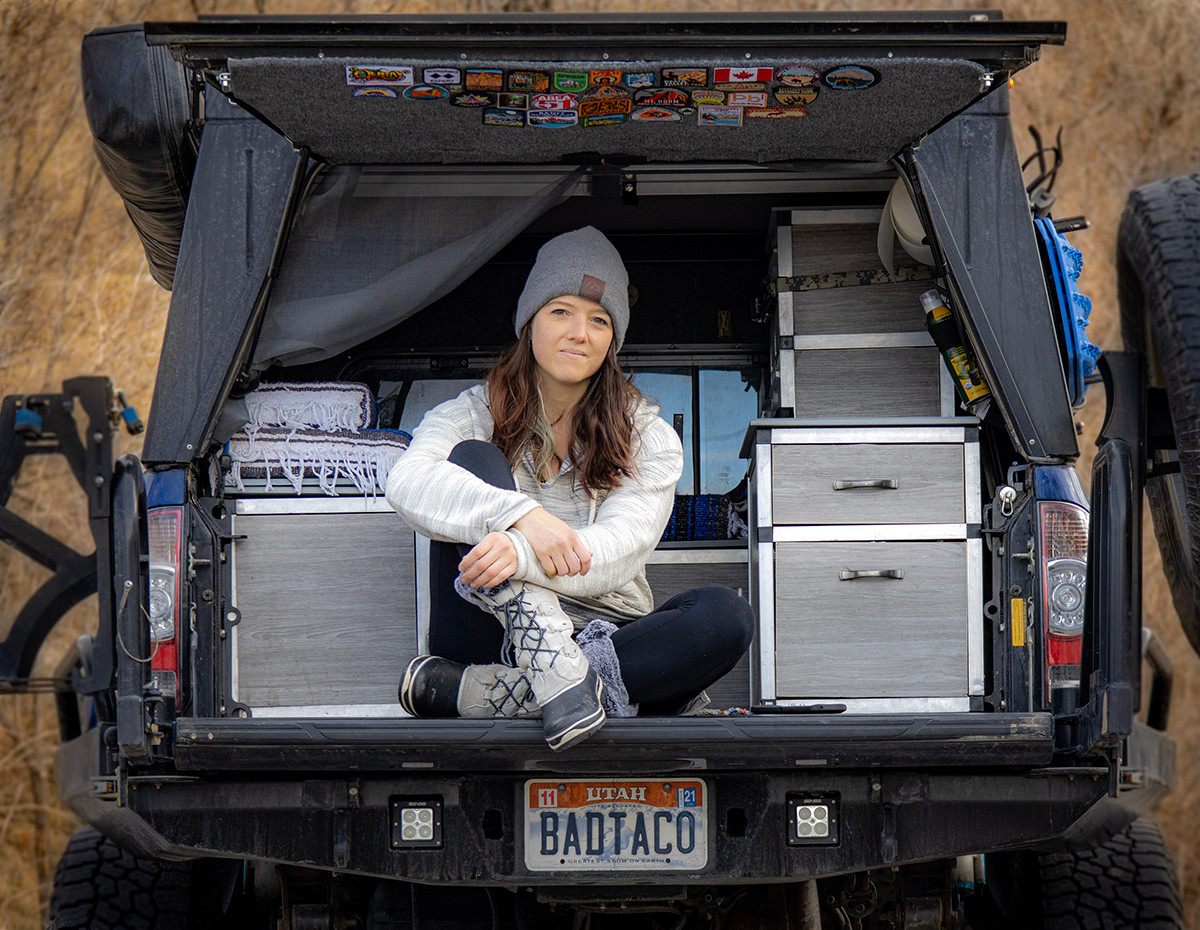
[147,507,182,693]
[1039,502,1088,673]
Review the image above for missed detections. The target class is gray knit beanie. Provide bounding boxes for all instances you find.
[515,226,630,351]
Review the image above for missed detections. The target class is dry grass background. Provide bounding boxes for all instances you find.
[1,0,1198,927]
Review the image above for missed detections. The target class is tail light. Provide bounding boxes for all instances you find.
[147,507,182,695]
[1038,502,1088,691]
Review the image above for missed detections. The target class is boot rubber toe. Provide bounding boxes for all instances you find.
[399,655,465,717]
[541,668,607,751]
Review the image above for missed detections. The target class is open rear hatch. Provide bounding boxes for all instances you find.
[146,12,1065,166]
[78,13,1077,465]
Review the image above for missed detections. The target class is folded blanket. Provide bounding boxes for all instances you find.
[660,494,747,542]
[226,427,409,496]
[244,381,377,433]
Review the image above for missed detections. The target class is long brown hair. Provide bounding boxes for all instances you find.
[487,327,641,496]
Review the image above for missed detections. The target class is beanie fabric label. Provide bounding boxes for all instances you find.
[579,274,606,302]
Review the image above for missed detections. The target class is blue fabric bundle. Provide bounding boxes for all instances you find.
[660,494,746,542]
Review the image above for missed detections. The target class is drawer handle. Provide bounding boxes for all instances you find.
[832,479,899,491]
[839,569,905,581]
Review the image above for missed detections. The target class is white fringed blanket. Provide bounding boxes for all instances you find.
[226,427,409,496]
[244,381,377,433]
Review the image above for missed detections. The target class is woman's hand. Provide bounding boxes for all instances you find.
[513,507,592,579]
[458,532,519,589]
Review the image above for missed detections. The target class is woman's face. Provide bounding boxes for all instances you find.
[529,295,613,389]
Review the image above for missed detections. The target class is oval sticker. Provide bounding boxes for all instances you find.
[776,65,821,87]
[822,65,879,90]
[403,84,448,100]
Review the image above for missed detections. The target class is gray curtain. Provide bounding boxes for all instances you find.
[251,166,585,372]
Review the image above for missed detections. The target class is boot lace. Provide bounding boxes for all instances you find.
[498,589,570,677]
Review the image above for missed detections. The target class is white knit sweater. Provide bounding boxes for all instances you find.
[385,384,683,622]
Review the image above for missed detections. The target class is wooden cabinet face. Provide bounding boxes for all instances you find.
[773,541,969,699]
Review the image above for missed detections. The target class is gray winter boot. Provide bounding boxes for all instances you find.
[455,578,606,751]
[399,655,540,718]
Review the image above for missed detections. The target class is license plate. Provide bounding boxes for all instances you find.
[524,778,707,871]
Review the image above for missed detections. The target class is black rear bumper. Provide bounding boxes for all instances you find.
[170,713,1055,772]
[54,711,1174,885]
[112,765,1128,886]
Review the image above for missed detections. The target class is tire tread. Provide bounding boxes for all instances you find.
[1117,172,1200,653]
[47,827,192,930]
[1035,819,1183,929]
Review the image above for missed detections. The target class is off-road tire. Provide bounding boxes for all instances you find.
[47,827,193,930]
[1117,172,1200,655]
[1035,818,1182,929]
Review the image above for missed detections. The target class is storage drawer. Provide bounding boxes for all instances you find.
[773,541,968,699]
[772,443,965,525]
[777,213,901,278]
[770,208,949,419]
[786,280,932,335]
[790,344,943,417]
[231,499,417,712]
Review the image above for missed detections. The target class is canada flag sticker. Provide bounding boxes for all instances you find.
[713,67,774,84]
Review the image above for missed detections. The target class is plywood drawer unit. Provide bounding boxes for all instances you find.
[747,422,983,713]
[230,497,418,716]
[229,503,755,716]
[773,541,970,699]
[770,208,953,419]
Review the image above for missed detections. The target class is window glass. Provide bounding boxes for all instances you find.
[699,369,759,494]
[379,379,483,434]
[633,371,694,494]
[379,368,757,498]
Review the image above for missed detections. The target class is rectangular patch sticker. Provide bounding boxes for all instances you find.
[745,106,807,119]
[483,107,525,127]
[507,71,550,92]
[697,105,743,127]
[580,98,632,118]
[465,69,504,92]
[714,66,774,83]
[423,67,462,85]
[726,91,768,108]
[527,109,579,128]
[582,115,627,127]
[346,64,413,86]
[661,67,708,87]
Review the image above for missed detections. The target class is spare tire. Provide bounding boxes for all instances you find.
[1117,172,1200,656]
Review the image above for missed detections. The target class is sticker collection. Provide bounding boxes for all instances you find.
[344,63,879,128]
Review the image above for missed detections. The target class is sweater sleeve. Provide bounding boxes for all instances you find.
[507,410,682,597]
[385,390,540,544]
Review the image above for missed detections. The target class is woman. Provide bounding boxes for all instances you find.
[386,226,753,751]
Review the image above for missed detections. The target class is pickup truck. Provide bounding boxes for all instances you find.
[0,11,1184,930]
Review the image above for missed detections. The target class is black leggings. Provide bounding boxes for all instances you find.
[427,441,755,714]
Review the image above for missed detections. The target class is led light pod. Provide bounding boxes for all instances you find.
[390,797,444,848]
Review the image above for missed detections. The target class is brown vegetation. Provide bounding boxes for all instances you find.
[2,1,1199,928]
